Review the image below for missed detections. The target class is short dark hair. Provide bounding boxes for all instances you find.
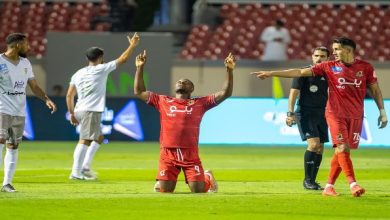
[275,19,284,27]
[313,46,330,57]
[85,47,104,61]
[6,33,27,45]
[333,37,356,50]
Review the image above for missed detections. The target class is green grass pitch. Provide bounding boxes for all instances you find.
[1,141,390,220]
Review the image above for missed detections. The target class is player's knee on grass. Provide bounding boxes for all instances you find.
[188,181,206,193]
[96,135,104,144]
[159,181,176,193]
[0,138,6,144]
[79,139,92,146]
[307,138,321,152]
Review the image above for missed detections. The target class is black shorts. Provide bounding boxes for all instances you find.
[295,110,329,143]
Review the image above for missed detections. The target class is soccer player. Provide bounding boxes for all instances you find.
[251,37,388,197]
[66,33,139,180]
[286,46,330,190]
[134,50,235,193]
[0,33,57,192]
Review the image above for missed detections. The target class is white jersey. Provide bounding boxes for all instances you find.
[0,54,34,116]
[70,60,117,112]
[260,26,291,61]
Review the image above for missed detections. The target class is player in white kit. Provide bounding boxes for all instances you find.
[66,33,139,180]
[0,33,57,192]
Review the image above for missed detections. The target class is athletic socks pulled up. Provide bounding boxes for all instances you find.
[3,148,18,186]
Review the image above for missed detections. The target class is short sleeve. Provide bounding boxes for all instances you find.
[26,59,35,79]
[101,60,117,75]
[310,62,327,77]
[69,74,76,85]
[291,77,303,90]
[366,64,377,85]
[199,95,218,111]
[146,92,162,109]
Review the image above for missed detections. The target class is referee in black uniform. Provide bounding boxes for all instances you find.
[286,46,330,190]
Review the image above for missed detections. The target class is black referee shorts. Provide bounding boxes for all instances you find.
[295,111,329,143]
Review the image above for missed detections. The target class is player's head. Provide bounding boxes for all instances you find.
[332,37,356,62]
[275,19,284,29]
[6,33,29,58]
[175,78,194,95]
[311,46,330,64]
[86,47,104,64]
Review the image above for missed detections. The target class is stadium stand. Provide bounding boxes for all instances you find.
[180,3,390,61]
[0,0,110,57]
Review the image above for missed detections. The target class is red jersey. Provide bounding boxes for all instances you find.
[147,92,218,148]
[311,59,377,119]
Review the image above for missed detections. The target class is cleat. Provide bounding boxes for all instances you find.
[1,184,17,193]
[69,174,85,180]
[303,179,317,190]
[313,182,324,190]
[351,185,365,197]
[81,169,97,180]
[322,186,339,196]
[154,181,160,192]
[205,170,218,193]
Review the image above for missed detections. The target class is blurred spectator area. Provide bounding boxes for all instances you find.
[180,3,390,61]
[0,0,111,58]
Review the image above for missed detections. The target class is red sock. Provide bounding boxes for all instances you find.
[337,152,356,184]
[327,153,342,184]
[203,174,211,192]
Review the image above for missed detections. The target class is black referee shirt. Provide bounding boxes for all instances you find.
[291,74,328,112]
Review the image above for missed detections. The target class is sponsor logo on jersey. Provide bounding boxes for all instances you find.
[14,81,25,89]
[331,66,342,73]
[1,91,26,96]
[0,64,7,71]
[355,71,363,78]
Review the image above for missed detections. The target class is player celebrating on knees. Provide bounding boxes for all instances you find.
[286,46,330,190]
[66,33,139,180]
[251,37,387,197]
[134,50,235,193]
[0,33,57,192]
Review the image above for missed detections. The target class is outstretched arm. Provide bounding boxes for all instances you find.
[368,82,387,128]
[66,85,79,126]
[251,67,313,80]
[134,50,149,102]
[214,53,235,104]
[116,32,140,65]
[286,88,299,127]
[28,79,57,114]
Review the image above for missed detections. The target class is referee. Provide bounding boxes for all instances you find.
[286,46,330,190]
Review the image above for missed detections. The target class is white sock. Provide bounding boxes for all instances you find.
[71,144,88,176]
[350,182,357,189]
[82,141,100,171]
[3,148,18,186]
[0,143,4,169]
[325,183,334,189]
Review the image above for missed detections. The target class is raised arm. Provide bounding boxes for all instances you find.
[134,50,149,102]
[66,85,79,126]
[286,88,299,127]
[116,32,140,65]
[214,53,235,104]
[367,82,388,128]
[28,79,57,113]
[251,67,313,80]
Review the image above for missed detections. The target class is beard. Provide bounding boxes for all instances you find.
[18,52,27,58]
[175,88,186,94]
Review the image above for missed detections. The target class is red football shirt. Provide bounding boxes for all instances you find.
[311,59,377,119]
[147,92,218,148]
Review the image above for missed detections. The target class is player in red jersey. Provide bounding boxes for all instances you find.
[251,37,388,197]
[134,50,235,193]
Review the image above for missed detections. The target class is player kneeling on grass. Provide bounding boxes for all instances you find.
[134,50,235,193]
[66,33,139,180]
